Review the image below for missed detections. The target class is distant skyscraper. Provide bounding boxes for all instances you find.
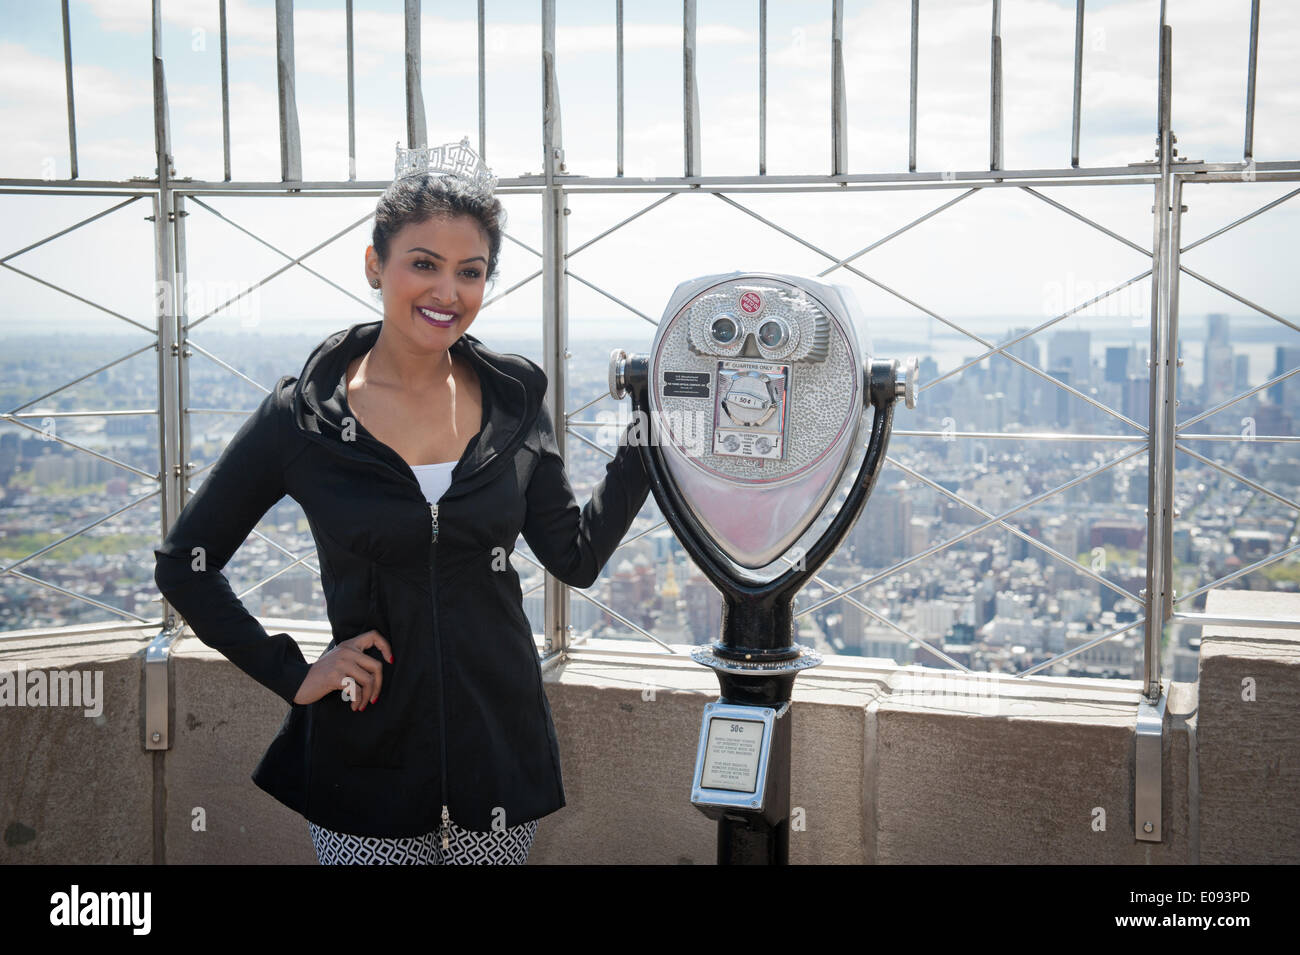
[1047,369,1072,426]
[1234,353,1251,394]
[1123,375,1149,428]
[1202,313,1234,406]
[1105,346,1131,384]
[851,480,912,565]
[1270,345,1300,407]
[918,355,939,390]
[1005,328,1040,416]
[1049,330,1092,388]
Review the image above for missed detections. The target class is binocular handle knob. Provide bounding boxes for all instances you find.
[609,348,629,400]
[896,356,919,410]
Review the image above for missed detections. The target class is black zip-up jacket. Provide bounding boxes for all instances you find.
[153,319,650,838]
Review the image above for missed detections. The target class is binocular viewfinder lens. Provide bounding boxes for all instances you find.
[758,319,787,348]
[711,314,739,345]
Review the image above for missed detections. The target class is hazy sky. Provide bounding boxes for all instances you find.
[0,0,1296,356]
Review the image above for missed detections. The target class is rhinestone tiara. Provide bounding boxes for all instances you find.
[393,136,498,197]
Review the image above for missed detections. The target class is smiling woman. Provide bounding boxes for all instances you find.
[152,138,653,866]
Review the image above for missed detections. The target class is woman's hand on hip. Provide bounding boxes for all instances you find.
[292,629,394,710]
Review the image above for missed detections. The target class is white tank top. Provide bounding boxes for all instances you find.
[410,460,456,503]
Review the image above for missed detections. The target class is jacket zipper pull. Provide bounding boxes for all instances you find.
[433,499,446,852]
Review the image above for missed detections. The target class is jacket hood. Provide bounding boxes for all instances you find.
[291,319,547,495]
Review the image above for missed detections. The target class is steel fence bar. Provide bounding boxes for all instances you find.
[1180,187,1300,254]
[832,0,846,176]
[1179,265,1300,336]
[4,569,153,624]
[184,341,277,394]
[1186,170,1300,184]
[1020,185,1151,256]
[886,453,1143,602]
[0,263,154,335]
[1244,0,1260,160]
[684,0,700,177]
[909,0,918,172]
[816,188,979,277]
[565,192,678,258]
[1176,443,1300,513]
[220,0,232,181]
[505,230,545,258]
[892,429,1145,443]
[481,268,543,310]
[4,342,156,415]
[1174,612,1300,632]
[565,391,616,418]
[617,0,625,176]
[9,409,157,418]
[1071,0,1084,167]
[478,0,486,160]
[0,184,156,195]
[553,178,1159,194]
[405,0,427,149]
[565,269,659,326]
[542,0,569,656]
[1178,362,1300,430]
[0,197,142,262]
[565,425,616,460]
[990,0,1002,171]
[1142,19,1176,701]
[236,549,322,601]
[346,0,356,180]
[275,0,303,181]
[569,587,682,653]
[1177,433,1300,443]
[1174,540,1300,606]
[122,174,1163,198]
[797,445,1147,616]
[1019,618,1144,677]
[60,0,77,179]
[759,0,767,174]
[0,621,185,643]
[0,412,156,484]
[801,563,974,672]
[555,165,1160,186]
[0,490,161,576]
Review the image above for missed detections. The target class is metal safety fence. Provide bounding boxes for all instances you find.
[2,1,1298,838]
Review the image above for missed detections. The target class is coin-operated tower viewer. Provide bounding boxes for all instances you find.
[610,272,917,865]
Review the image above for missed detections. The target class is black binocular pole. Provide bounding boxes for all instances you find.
[619,356,907,864]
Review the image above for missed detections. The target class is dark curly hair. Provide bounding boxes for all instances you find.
[371,173,506,287]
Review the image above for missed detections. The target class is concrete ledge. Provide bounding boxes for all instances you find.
[1197,589,1300,864]
[541,643,1193,863]
[164,630,330,864]
[2,594,1296,864]
[0,626,156,864]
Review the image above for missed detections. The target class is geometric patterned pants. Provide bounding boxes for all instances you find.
[309,817,539,865]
